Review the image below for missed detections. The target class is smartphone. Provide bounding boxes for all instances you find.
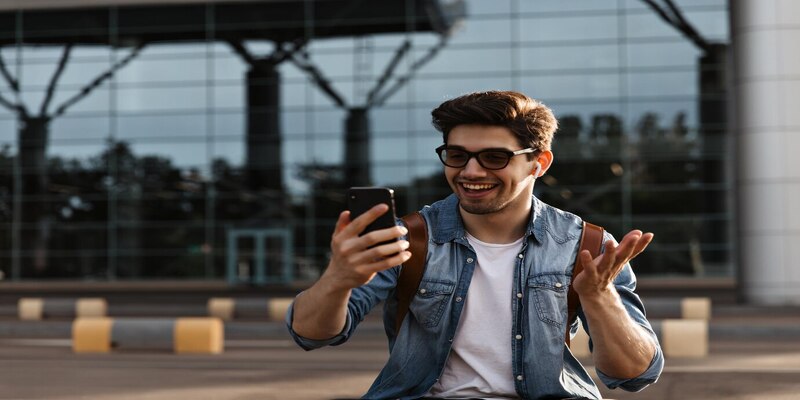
[347,187,398,240]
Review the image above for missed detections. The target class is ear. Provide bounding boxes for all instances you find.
[533,150,553,178]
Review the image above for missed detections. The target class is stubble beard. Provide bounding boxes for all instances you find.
[455,181,534,217]
[458,197,507,215]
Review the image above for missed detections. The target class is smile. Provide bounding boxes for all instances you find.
[461,183,497,191]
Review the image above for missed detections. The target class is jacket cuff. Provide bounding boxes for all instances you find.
[596,339,664,392]
[285,297,353,351]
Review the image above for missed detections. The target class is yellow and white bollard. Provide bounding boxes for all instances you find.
[267,298,293,321]
[72,317,224,354]
[661,319,708,358]
[18,297,108,320]
[207,297,293,321]
[18,298,45,321]
[207,298,236,320]
[681,297,712,320]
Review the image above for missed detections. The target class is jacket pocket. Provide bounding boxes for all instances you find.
[527,273,569,327]
[408,279,455,328]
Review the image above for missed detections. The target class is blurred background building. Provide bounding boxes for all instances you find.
[0,0,795,304]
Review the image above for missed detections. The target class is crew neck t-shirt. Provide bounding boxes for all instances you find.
[424,233,524,399]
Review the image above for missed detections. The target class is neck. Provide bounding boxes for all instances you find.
[459,193,533,244]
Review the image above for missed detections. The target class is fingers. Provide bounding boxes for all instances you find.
[333,211,351,234]
[332,204,402,253]
[338,225,407,255]
[579,249,594,267]
[599,239,618,272]
[342,204,389,237]
[361,250,413,274]
[631,232,654,258]
[349,240,412,266]
[575,230,654,294]
[580,239,619,278]
[615,230,654,262]
[336,240,412,281]
[602,230,654,270]
[361,225,408,246]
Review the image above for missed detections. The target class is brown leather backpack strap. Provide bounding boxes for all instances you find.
[565,221,604,346]
[395,211,428,335]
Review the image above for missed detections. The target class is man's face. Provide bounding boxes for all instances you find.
[443,124,538,216]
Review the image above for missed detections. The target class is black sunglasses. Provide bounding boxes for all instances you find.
[435,145,536,170]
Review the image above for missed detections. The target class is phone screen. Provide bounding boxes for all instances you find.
[347,187,398,238]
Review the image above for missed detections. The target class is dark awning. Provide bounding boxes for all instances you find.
[0,0,465,46]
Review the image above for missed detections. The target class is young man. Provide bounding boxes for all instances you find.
[287,91,664,399]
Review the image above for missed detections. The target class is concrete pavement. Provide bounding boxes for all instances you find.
[1,317,800,399]
[1,296,800,399]
[1,334,800,399]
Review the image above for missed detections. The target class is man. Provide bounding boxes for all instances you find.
[287,91,664,399]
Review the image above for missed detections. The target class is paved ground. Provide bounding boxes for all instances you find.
[2,326,800,400]
[2,294,800,399]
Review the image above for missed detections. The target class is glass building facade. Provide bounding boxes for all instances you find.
[0,0,731,282]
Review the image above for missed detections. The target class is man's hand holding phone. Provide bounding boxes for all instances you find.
[292,187,411,340]
[323,203,412,291]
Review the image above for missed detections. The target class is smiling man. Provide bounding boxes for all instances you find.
[287,91,664,399]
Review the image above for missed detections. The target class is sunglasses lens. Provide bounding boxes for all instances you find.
[442,149,468,167]
[478,151,510,169]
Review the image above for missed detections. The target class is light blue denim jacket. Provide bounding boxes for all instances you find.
[287,194,664,399]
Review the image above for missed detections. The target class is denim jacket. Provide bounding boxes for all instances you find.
[287,194,664,399]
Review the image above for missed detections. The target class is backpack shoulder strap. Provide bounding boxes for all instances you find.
[395,211,428,335]
[565,221,604,346]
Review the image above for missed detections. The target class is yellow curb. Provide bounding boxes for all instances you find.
[72,317,114,353]
[174,317,224,354]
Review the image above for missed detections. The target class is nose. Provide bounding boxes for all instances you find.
[460,156,487,178]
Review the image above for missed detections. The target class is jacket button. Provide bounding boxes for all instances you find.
[515,334,522,340]
[455,297,463,302]
[516,293,523,299]
[516,375,523,381]
[466,257,474,263]
[555,282,563,288]
[419,289,427,294]
[518,254,524,259]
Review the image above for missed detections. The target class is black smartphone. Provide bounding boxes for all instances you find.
[347,187,398,239]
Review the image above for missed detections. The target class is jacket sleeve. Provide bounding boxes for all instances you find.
[286,265,400,351]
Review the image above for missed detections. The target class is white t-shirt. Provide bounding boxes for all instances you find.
[424,233,524,399]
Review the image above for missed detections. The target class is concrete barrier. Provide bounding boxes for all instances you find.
[207,298,235,320]
[72,318,113,353]
[18,297,107,320]
[659,319,708,358]
[72,317,224,354]
[681,297,712,320]
[18,298,44,321]
[570,318,708,358]
[208,297,293,321]
[642,297,712,320]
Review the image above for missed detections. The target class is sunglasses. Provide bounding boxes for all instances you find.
[435,145,536,170]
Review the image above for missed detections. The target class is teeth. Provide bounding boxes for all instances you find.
[462,183,495,190]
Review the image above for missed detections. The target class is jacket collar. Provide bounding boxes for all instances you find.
[431,193,546,245]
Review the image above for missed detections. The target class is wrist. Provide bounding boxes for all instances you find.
[317,268,355,296]
[577,284,619,306]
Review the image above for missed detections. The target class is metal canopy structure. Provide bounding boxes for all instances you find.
[0,0,465,281]
[0,0,464,45]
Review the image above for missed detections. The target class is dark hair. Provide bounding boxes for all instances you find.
[430,90,558,153]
